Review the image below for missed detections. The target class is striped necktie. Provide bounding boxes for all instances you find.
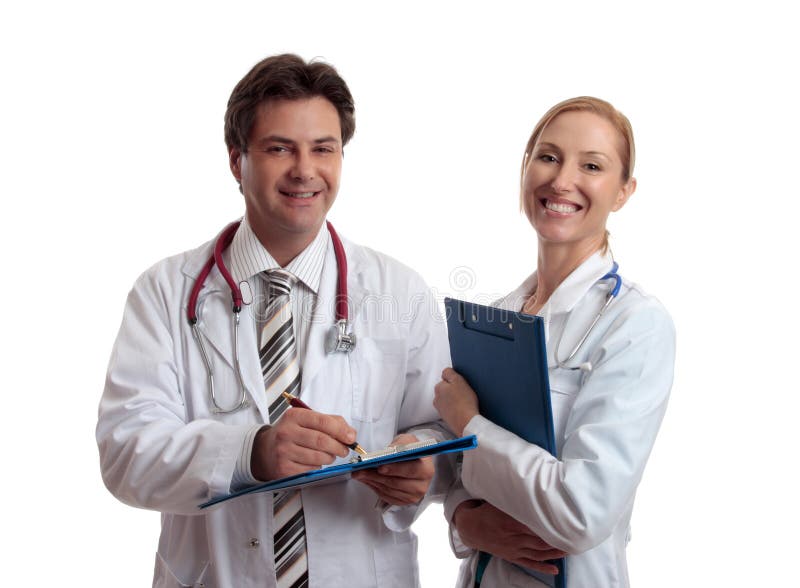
[260,269,308,588]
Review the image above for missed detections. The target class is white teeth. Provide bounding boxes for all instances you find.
[545,200,578,213]
[284,191,316,199]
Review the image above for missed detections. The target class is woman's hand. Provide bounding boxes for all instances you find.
[434,368,480,436]
[453,500,566,575]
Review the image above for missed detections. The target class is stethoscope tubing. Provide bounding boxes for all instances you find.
[555,262,621,372]
[186,220,350,414]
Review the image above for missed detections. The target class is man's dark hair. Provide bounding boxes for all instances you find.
[224,54,356,152]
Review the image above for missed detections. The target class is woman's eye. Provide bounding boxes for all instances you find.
[538,154,557,163]
[585,162,600,171]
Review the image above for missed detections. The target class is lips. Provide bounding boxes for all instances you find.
[279,190,319,199]
[542,198,581,214]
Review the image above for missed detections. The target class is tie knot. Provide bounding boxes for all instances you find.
[265,269,298,296]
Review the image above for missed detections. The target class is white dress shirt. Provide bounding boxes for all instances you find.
[228,216,330,487]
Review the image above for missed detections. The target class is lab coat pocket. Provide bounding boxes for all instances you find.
[350,338,406,423]
[153,551,210,588]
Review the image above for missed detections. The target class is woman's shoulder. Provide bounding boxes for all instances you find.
[612,278,675,338]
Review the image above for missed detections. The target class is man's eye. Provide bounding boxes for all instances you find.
[314,146,335,154]
[266,146,289,153]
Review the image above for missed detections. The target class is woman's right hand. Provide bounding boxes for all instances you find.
[434,368,480,435]
[453,500,567,575]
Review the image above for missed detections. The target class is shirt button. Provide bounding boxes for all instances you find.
[249,538,261,548]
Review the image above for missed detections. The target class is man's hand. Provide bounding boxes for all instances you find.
[434,368,480,436]
[251,408,357,481]
[352,433,434,506]
[454,500,567,575]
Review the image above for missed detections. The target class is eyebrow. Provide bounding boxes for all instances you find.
[535,142,560,152]
[536,143,611,160]
[258,135,340,145]
[583,150,611,161]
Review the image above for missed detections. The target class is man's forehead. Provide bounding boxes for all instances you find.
[252,97,341,138]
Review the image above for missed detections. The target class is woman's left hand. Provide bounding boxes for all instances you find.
[434,368,480,436]
[453,500,566,574]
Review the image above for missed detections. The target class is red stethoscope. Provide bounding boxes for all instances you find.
[186,219,355,414]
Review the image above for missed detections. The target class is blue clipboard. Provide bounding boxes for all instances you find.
[199,435,477,509]
[445,298,566,588]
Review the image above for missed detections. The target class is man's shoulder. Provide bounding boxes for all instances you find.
[133,237,215,291]
[342,237,429,292]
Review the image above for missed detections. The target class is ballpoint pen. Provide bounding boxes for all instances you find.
[281,391,367,455]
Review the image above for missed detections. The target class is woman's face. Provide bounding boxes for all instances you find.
[523,110,635,252]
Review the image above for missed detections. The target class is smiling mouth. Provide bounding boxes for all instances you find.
[280,190,319,199]
[542,199,581,214]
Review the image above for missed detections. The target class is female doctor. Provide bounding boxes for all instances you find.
[434,97,675,587]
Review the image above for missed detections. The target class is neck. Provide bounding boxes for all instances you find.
[250,221,321,268]
[534,237,604,307]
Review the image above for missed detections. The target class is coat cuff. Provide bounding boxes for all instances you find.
[382,426,457,532]
[444,484,476,558]
[230,424,267,491]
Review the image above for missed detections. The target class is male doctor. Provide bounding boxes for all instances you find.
[97,54,450,587]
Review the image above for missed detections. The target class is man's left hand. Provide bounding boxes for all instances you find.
[352,433,434,506]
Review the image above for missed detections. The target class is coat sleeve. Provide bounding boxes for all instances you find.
[443,474,479,558]
[96,265,252,516]
[461,298,675,554]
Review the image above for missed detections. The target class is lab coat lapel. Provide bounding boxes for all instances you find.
[181,245,237,372]
[497,253,616,366]
[300,239,366,393]
[180,245,270,421]
[546,252,615,315]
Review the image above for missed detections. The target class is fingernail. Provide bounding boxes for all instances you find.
[347,430,356,443]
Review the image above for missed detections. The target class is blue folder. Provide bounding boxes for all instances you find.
[199,435,477,509]
[445,298,566,588]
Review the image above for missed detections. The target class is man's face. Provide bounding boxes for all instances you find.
[229,97,342,253]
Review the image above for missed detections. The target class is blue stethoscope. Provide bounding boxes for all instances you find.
[186,220,356,414]
[554,262,621,373]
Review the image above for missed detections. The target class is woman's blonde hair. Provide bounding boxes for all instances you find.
[520,97,636,253]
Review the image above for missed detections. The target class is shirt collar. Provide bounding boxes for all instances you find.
[498,251,616,315]
[228,215,329,294]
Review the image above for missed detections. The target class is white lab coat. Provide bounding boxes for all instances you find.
[444,253,675,588]
[97,227,451,588]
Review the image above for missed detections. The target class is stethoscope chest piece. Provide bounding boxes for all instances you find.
[326,319,356,354]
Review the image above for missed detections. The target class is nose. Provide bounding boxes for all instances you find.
[290,150,314,182]
[550,165,576,193]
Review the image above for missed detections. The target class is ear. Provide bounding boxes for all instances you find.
[229,147,243,182]
[612,177,636,212]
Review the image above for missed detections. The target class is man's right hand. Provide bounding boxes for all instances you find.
[453,500,567,575]
[251,408,357,481]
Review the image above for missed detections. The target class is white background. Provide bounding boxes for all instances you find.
[2,1,798,585]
